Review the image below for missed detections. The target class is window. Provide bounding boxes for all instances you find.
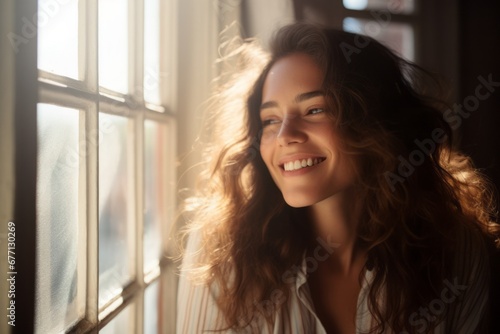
[342,0,416,61]
[343,0,415,14]
[5,0,233,332]
[293,0,418,62]
[35,0,177,332]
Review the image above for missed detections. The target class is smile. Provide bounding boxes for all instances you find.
[281,157,326,171]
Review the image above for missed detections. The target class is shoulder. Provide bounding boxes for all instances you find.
[177,233,316,333]
[176,230,227,332]
[452,223,489,288]
[443,223,490,332]
[176,230,270,333]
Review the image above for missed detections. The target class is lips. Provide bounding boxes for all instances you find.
[280,157,326,171]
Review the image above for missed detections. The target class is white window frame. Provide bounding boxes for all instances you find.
[3,0,232,332]
[32,0,178,332]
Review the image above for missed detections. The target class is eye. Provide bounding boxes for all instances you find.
[261,118,281,128]
[307,108,325,115]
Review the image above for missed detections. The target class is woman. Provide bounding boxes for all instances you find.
[176,23,499,333]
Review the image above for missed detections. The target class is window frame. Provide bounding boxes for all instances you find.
[293,0,421,62]
[10,0,178,332]
[10,0,38,333]
[6,0,231,332]
[292,0,461,96]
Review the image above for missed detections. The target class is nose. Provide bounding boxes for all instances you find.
[277,115,307,146]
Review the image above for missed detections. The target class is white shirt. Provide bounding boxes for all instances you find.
[176,227,490,333]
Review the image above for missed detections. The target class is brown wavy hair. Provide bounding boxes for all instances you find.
[179,23,500,333]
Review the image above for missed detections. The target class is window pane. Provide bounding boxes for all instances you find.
[99,113,134,307]
[144,121,167,272]
[343,0,414,14]
[99,0,129,93]
[144,0,162,105]
[38,0,79,79]
[99,302,134,333]
[36,104,85,333]
[343,17,415,61]
[144,281,160,334]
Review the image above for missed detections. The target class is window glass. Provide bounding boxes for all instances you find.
[99,302,134,333]
[144,0,162,105]
[38,0,79,79]
[144,120,167,272]
[99,0,129,93]
[34,0,174,330]
[143,281,160,334]
[343,17,415,61]
[343,0,415,14]
[36,104,85,333]
[99,113,134,307]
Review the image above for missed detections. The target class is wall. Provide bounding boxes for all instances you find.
[0,0,15,332]
[242,0,295,47]
[458,1,500,331]
[176,0,219,199]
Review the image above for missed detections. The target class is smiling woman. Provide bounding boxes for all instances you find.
[176,23,500,333]
[259,53,357,209]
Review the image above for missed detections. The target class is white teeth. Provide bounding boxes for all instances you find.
[283,158,324,171]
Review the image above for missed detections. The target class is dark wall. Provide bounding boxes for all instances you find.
[291,0,500,205]
[291,3,500,327]
[458,0,500,206]
[458,1,500,330]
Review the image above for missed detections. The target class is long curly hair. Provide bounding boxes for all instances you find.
[179,23,500,333]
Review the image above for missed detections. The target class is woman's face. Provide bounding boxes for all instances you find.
[259,53,356,208]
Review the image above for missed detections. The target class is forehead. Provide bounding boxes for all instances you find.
[262,53,324,101]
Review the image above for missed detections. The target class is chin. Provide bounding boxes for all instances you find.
[282,193,322,208]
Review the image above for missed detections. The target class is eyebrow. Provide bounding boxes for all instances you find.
[260,90,325,110]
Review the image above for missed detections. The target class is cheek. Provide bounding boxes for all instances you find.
[260,127,278,145]
[307,129,336,157]
[259,142,273,168]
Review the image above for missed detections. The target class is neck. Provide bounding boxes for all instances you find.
[308,187,365,275]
